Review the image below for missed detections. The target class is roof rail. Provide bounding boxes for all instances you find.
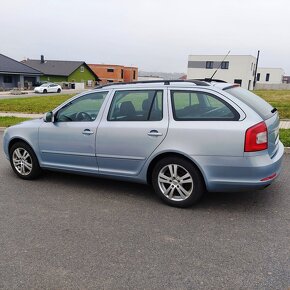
[95,79,209,89]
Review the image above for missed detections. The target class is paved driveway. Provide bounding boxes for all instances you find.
[0,133,289,289]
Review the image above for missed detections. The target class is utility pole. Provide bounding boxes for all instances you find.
[253,50,260,90]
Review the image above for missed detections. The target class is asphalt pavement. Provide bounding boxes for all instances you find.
[0,132,289,289]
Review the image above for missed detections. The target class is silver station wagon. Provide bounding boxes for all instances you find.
[3,80,284,207]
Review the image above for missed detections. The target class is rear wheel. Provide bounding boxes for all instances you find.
[43,89,47,93]
[152,157,204,207]
[9,142,42,180]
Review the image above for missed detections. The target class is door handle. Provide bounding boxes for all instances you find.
[82,129,94,135]
[147,130,163,137]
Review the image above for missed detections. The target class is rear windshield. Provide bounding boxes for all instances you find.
[225,87,274,120]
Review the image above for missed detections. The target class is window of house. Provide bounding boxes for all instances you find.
[257,73,260,81]
[171,90,238,121]
[121,69,124,79]
[234,79,242,86]
[221,61,229,69]
[133,70,136,79]
[3,75,13,83]
[266,73,270,82]
[206,61,213,69]
[108,90,163,121]
[107,80,114,83]
[107,68,114,73]
[80,66,84,72]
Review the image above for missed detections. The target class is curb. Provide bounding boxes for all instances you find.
[1,126,289,153]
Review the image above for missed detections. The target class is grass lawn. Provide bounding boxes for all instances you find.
[0,116,31,127]
[280,129,290,147]
[254,90,290,119]
[0,94,74,114]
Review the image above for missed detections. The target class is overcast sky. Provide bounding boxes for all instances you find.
[1,0,290,74]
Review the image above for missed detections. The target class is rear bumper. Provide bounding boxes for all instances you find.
[192,141,285,192]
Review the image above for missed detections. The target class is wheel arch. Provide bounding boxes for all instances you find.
[146,152,208,188]
[8,137,36,156]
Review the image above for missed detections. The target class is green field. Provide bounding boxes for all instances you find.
[0,94,74,114]
[254,90,290,119]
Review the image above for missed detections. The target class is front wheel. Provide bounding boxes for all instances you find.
[43,89,47,93]
[9,142,42,180]
[152,157,204,208]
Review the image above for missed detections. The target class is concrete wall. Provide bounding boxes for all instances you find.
[187,55,257,90]
[255,83,290,90]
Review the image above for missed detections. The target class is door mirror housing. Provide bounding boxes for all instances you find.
[43,111,54,122]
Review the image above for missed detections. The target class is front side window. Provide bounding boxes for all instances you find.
[55,91,108,122]
[171,90,239,121]
[108,90,163,121]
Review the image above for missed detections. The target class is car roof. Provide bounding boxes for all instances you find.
[94,79,236,91]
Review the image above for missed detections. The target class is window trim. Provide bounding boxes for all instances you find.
[170,90,240,121]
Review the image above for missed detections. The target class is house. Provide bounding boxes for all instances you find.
[22,55,99,87]
[88,64,138,84]
[0,53,42,90]
[187,55,257,90]
[256,68,284,84]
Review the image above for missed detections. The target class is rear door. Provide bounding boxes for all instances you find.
[96,89,169,176]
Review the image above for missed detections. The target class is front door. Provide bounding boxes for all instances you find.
[39,91,108,173]
[96,89,168,176]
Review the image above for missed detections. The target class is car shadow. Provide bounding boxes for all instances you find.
[40,170,284,213]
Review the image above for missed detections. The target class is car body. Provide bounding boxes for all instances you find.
[3,80,284,207]
[34,83,62,94]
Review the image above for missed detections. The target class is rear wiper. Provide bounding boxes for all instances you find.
[271,108,277,113]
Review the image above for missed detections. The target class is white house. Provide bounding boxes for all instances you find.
[256,68,284,84]
[187,55,257,90]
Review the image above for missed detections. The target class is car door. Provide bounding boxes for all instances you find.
[38,91,108,173]
[96,89,169,176]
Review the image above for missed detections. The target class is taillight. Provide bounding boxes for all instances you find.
[244,121,268,152]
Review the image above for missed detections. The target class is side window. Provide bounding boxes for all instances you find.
[108,90,163,121]
[55,91,108,122]
[171,90,239,121]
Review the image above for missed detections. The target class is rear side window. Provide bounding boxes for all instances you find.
[108,90,163,121]
[225,87,274,120]
[171,90,239,121]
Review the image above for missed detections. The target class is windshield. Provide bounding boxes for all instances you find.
[40,83,49,87]
[225,87,274,120]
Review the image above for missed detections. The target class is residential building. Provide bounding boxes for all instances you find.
[22,55,99,87]
[256,68,284,84]
[187,55,257,90]
[0,54,42,89]
[282,76,290,84]
[88,64,138,84]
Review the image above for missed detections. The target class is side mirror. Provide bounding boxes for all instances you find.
[43,111,54,122]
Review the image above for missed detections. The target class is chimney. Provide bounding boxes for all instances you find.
[41,55,44,63]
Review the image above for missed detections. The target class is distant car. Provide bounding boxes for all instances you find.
[3,80,284,208]
[34,83,61,94]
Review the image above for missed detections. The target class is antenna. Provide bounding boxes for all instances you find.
[209,50,231,81]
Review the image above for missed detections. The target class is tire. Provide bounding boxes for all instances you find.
[9,142,42,180]
[152,157,204,208]
[43,89,47,93]
[57,88,61,93]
